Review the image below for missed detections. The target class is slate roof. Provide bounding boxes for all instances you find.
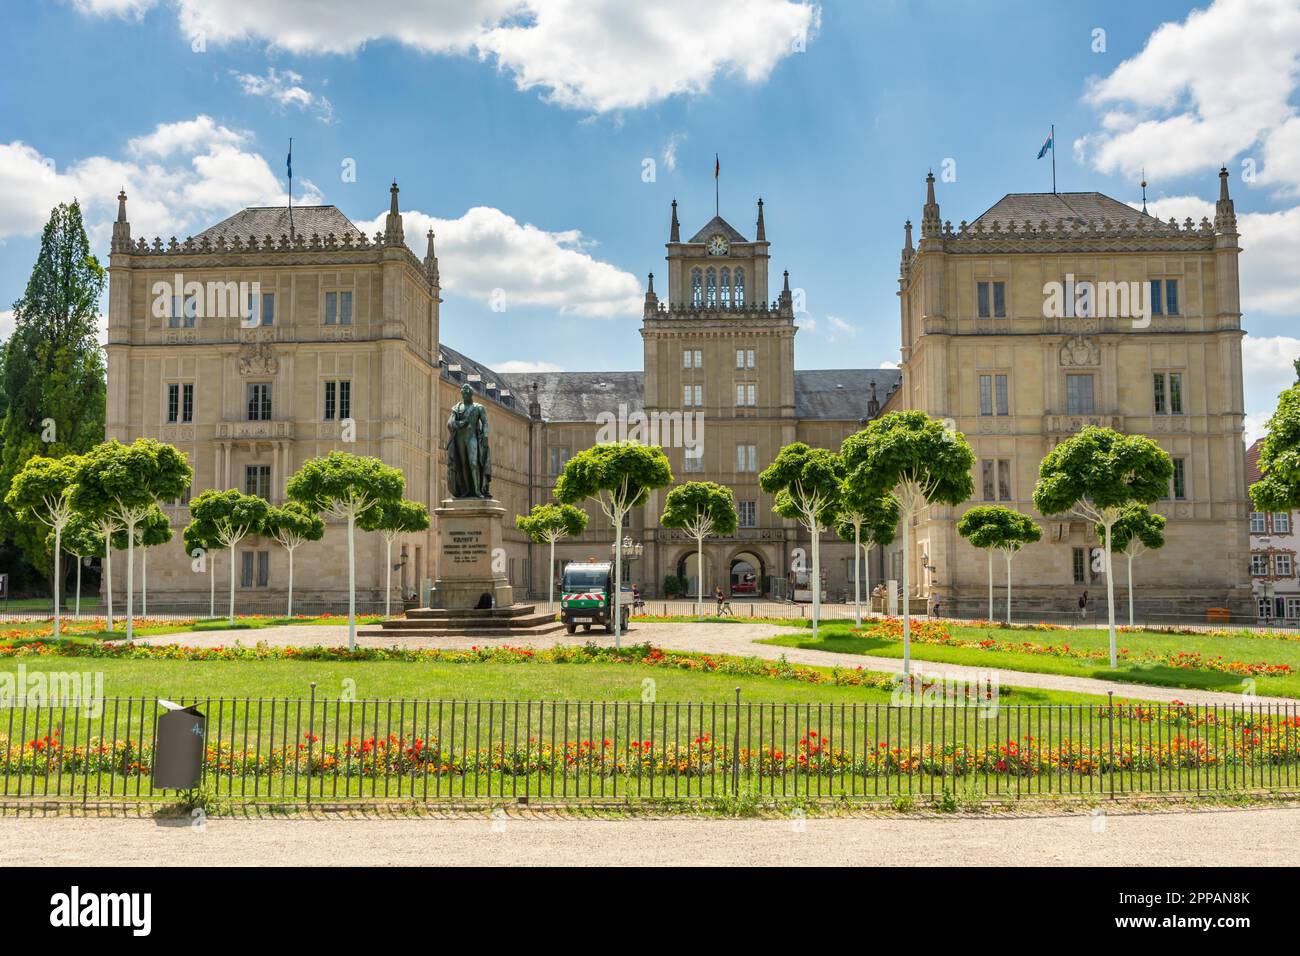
[439,344,522,411]
[794,369,902,420]
[687,215,748,244]
[1246,438,1265,485]
[971,192,1156,230]
[499,371,644,422]
[194,205,365,242]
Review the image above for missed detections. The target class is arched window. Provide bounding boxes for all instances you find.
[691,268,703,306]
[706,268,717,307]
[734,267,745,306]
[720,268,731,306]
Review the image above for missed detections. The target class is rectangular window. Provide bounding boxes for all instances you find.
[683,444,704,473]
[684,384,704,407]
[1169,372,1182,414]
[684,350,695,369]
[1251,554,1270,576]
[1250,512,1267,534]
[1275,512,1291,534]
[738,500,757,528]
[995,375,1008,415]
[246,382,272,421]
[735,349,744,370]
[1172,458,1187,500]
[1150,280,1163,316]
[1165,279,1179,316]
[1072,548,1086,585]
[182,383,193,423]
[981,460,995,501]
[978,373,1009,416]
[998,459,1011,501]
[240,551,254,588]
[325,291,353,325]
[244,465,271,500]
[1287,597,1300,619]
[167,384,179,423]
[977,281,1006,318]
[977,281,990,319]
[736,444,758,473]
[735,384,745,406]
[993,282,1006,317]
[260,292,274,326]
[979,375,992,416]
[981,460,1011,501]
[1065,374,1095,414]
[240,550,270,588]
[1277,554,1294,577]
[339,380,350,419]
[548,446,570,475]
[694,384,703,406]
[1153,373,1166,414]
[324,381,336,420]
[322,380,352,420]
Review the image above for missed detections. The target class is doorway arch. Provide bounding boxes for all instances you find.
[729,552,764,596]
[676,550,713,597]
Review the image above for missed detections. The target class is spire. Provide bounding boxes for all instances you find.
[782,269,790,294]
[647,272,655,295]
[1215,165,1237,233]
[111,188,131,252]
[644,271,658,318]
[424,228,439,283]
[755,197,766,241]
[1140,168,1148,215]
[670,199,680,242]
[779,269,793,317]
[921,171,942,238]
[384,180,404,245]
[899,219,914,279]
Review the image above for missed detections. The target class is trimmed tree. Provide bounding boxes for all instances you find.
[835,488,900,627]
[264,502,325,618]
[515,503,589,612]
[50,509,103,620]
[956,505,1041,624]
[186,489,270,624]
[1097,504,1166,627]
[758,443,844,639]
[1250,381,1300,514]
[660,481,739,620]
[182,518,220,619]
[361,498,431,618]
[554,441,672,648]
[4,454,80,638]
[841,412,975,674]
[1033,425,1172,667]
[72,439,191,641]
[287,451,405,649]
[112,505,171,618]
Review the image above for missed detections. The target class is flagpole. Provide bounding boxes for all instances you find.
[714,153,719,217]
[287,137,294,241]
[1051,124,1056,194]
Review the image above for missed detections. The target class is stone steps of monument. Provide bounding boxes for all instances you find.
[403,605,539,620]
[371,611,558,630]
[356,620,568,639]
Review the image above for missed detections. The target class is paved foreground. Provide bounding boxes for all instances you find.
[4,807,1298,866]
[132,621,1291,706]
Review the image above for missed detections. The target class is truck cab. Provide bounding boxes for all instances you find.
[560,562,630,635]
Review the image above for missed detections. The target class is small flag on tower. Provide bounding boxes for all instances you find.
[714,153,720,178]
[1036,131,1053,159]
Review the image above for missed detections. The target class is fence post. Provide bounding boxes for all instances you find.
[732,687,741,796]
[1107,691,1114,801]
[306,682,316,807]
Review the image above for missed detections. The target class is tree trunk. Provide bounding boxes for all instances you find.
[1005,550,1013,626]
[862,542,871,620]
[228,543,236,624]
[901,517,911,675]
[104,532,113,632]
[53,529,62,640]
[385,536,393,618]
[547,535,555,613]
[1127,552,1135,627]
[141,547,147,618]
[613,524,624,649]
[125,523,135,642]
[810,523,822,640]
[209,556,215,619]
[1104,522,1117,668]
[852,525,861,629]
[75,557,81,620]
[988,549,994,621]
[347,512,357,651]
[287,547,295,618]
[696,534,704,620]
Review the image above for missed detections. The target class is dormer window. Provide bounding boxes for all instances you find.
[447,363,463,380]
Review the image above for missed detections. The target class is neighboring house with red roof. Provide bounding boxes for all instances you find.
[1246,438,1300,622]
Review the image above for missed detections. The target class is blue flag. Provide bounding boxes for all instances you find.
[286,143,292,179]
[1036,132,1053,159]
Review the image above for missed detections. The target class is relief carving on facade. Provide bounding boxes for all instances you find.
[1058,334,1100,367]
[237,340,279,376]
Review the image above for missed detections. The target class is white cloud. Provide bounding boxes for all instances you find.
[825,315,856,340]
[357,207,642,317]
[795,315,816,333]
[879,360,900,370]
[492,360,564,374]
[232,68,335,123]
[0,311,15,342]
[81,0,817,113]
[662,132,685,173]
[0,115,319,248]
[1243,334,1300,443]
[1075,0,1300,188]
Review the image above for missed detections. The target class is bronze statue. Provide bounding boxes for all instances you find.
[446,382,492,498]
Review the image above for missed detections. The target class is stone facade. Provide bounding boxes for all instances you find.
[1247,439,1300,622]
[886,170,1254,619]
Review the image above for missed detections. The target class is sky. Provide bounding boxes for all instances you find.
[1,0,1298,441]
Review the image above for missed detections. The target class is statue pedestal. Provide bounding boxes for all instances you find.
[429,498,514,610]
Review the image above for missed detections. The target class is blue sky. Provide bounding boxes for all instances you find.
[2,0,1298,438]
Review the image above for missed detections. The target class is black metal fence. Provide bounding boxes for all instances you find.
[4,693,1300,804]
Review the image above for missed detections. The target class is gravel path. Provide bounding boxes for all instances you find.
[130,622,1289,706]
[4,807,1298,866]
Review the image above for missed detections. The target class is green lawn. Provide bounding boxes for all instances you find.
[759,620,1300,698]
[0,615,382,646]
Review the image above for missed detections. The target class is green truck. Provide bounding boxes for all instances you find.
[559,562,630,635]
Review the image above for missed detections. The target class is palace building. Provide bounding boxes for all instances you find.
[103,170,1253,616]
[103,185,896,608]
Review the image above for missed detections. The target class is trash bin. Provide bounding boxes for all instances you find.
[152,699,206,790]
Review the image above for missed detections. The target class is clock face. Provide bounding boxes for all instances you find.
[706,234,729,256]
